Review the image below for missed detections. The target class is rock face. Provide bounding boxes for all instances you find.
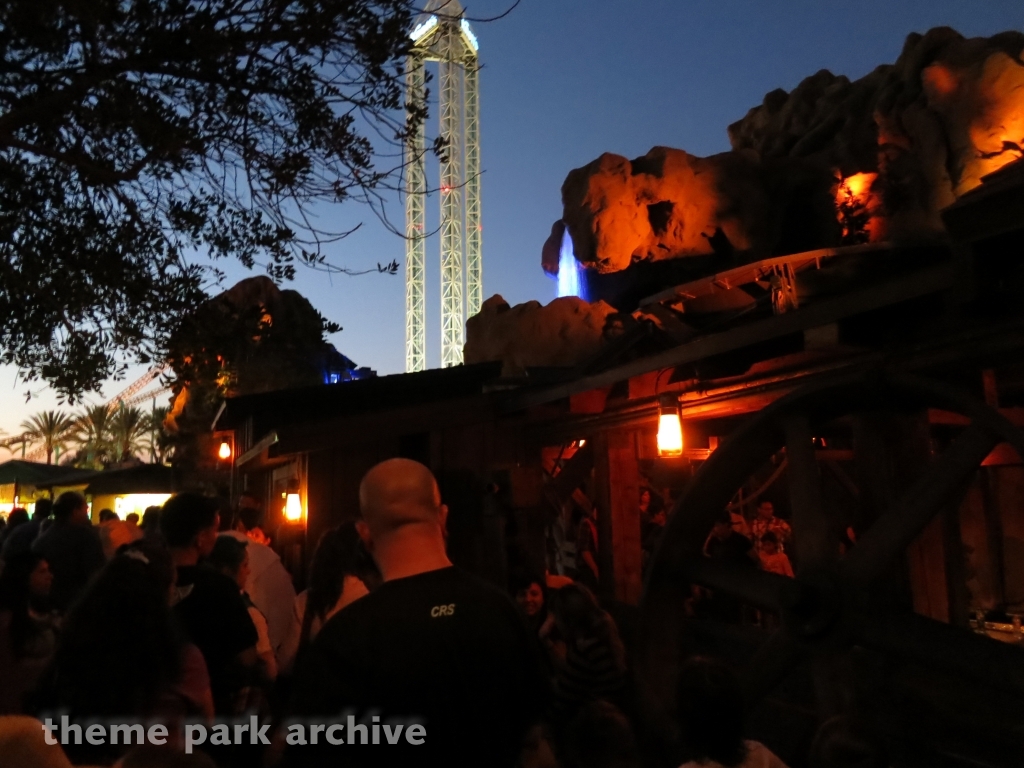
[559,28,1024,274]
[561,147,776,273]
[464,295,617,375]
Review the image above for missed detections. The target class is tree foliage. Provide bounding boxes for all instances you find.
[142,406,172,464]
[0,0,431,398]
[109,403,148,463]
[71,404,115,467]
[19,410,75,464]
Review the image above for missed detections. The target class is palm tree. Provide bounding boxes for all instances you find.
[109,404,148,462]
[72,404,114,467]
[20,410,76,465]
[1,434,30,459]
[142,406,172,464]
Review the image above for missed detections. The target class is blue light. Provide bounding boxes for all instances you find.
[556,227,587,300]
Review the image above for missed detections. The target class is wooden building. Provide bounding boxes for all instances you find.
[0,460,92,516]
[217,159,1024,766]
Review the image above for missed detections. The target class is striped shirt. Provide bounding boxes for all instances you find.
[552,632,626,716]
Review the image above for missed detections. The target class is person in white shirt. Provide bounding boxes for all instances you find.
[219,502,297,662]
[676,657,789,768]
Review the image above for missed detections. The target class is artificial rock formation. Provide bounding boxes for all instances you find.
[558,27,1024,274]
[501,27,1024,376]
[165,276,366,466]
[464,294,617,375]
[560,147,775,273]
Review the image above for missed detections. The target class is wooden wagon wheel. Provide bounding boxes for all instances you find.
[638,371,1024,767]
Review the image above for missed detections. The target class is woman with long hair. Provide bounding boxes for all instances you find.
[0,552,58,713]
[278,522,378,674]
[31,542,213,763]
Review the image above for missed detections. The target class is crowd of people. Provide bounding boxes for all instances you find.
[0,463,884,768]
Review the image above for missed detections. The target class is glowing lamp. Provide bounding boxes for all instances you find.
[218,440,232,460]
[657,399,684,457]
[284,493,303,522]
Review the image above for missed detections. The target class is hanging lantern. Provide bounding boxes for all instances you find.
[284,493,303,522]
[657,398,684,457]
[218,440,232,460]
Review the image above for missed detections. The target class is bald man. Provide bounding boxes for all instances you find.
[288,459,548,768]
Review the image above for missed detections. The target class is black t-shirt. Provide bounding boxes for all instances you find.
[174,564,257,713]
[288,566,549,768]
[31,521,105,611]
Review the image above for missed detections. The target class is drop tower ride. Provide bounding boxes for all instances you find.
[404,0,482,371]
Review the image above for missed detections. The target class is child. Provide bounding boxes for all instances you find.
[758,532,794,577]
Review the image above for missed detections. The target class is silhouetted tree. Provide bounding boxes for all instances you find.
[20,411,75,465]
[0,0,434,398]
[143,407,172,464]
[71,405,115,468]
[109,405,149,463]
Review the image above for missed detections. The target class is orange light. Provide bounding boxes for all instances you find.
[284,493,303,522]
[835,172,881,242]
[838,171,876,201]
[657,400,684,457]
[218,441,232,460]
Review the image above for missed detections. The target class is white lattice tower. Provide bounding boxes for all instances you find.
[464,60,482,319]
[438,42,464,369]
[404,52,427,373]
[405,0,481,371]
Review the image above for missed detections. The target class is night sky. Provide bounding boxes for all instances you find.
[1,0,1021,436]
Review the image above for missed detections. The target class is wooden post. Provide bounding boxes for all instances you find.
[853,410,958,622]
[594,429,644,604]
[942,502,971,627]
[978,468,1007,611]
[851,412,918,614]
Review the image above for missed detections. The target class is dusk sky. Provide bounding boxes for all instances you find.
[1,0,1022,439]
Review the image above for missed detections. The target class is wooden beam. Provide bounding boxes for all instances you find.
[504,259,961,411]
[593,430,644,605]
[929,407,1024,427]
[235,431,279,468]
[941,179,1024,242]
[638,303,697,344]
[526,320,1024,448]
[637,242,891,306]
